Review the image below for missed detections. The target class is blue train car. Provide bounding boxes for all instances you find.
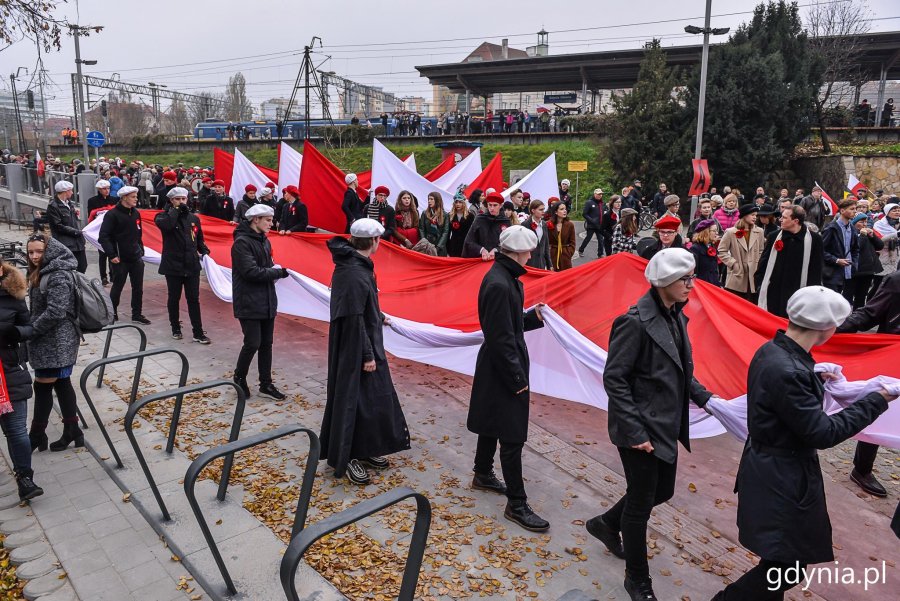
[193,116,439,140]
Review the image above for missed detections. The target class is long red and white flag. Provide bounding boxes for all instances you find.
[35,149,45,177]
[847,174,867,197]
[814,181,839,216]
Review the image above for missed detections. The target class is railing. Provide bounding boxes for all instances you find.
[184,424,320,595]
[124,379,246,521]
[94,323,148,394]
[280,487,431,601]
[78,347,190,468]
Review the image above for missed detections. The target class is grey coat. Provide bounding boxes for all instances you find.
[27,237,80,370]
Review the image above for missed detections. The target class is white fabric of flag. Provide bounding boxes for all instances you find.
[371,139,455,210]
[229,148,272,197]
[276,142,302,197]
[502,153,560,203]
[431,148,483,194]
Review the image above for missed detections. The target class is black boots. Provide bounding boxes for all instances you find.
[624,574,658,601]
[504,500,550,532]
[29,427,48,453]
[49,421,84,452]
[585,515,626,559]
[233,376,251,398]
[15,469,43,501]
[472,471,507,494]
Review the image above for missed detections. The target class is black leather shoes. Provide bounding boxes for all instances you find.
[472,471,507,494]
[851,469,888,497]
[585,515,626,559]
[624,575,657,601]
[504,501,549,532]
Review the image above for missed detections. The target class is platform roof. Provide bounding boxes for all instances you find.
[416,31,900,96]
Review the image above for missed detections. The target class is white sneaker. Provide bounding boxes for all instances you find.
[572,250,581,260]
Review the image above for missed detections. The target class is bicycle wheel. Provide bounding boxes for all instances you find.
[12,250,28,268]
[639,212,654,231]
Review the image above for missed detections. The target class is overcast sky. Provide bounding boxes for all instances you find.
[2,0,897,117]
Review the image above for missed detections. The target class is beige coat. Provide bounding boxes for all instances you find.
[718,225,765,293]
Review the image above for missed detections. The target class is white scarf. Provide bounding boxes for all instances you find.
[758,227,812,311]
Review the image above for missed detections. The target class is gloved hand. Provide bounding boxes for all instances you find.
[178,204,189,214]
[280,268,290,279]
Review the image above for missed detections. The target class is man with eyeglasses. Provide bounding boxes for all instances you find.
[589,248,718,601]
[637,214,684,261]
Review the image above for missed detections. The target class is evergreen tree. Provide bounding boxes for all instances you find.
[607,40,693,194]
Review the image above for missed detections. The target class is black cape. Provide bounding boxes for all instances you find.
[320,237,410,476]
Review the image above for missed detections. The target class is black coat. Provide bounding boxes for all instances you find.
[736,331,888,564]
[230,222,285,320]
[446,212,473,257]
[798,194,826,230]
[234,195,260,223]
[467,253,544,443]
[821,219,860,286]
[855,230,884,276]
[462,213,511,258]
[637,235,684,261]
[46,198,85,252]
[755,225,824,318]
[689,242,721,285]
[320,238,410,476]
[98,203,144,263]
[521,217,552,270]
[582,198,602,230]
[837,270,900,335]
[87,193,115,214]
[603,290,712,464]
[154,206,210,276]
[279,200,309,233]
[650,191,667,216]
[342,188,363,233]
[154,182,177,209]
[202,194,235,222]
[362,202,397,241]
[0,270,33,402]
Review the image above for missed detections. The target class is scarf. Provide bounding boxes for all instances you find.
[758,228,812,311]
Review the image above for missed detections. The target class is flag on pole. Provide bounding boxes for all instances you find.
[814,181,839,216]
[35,149,45,177]
[847,174,867,197]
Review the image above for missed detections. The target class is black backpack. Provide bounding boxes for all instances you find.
[40,270,115,334]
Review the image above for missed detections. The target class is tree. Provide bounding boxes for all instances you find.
[166,98,193,135]
[607,40,694,194]
[189,91,224,124]
[806,0,871,152]
[0,1,102,53]
[224,72,253,121]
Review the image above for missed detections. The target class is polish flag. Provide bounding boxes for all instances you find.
[847,174,867,197]
[36,149,45,177]
[814,181,839,216]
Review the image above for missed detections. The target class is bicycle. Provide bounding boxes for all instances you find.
[0,241,28,268]
[638,206,656,231]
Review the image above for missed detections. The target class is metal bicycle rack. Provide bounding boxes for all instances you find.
[183,424,320,596]
[125,379,246,521]
[280,487,431,601]
[94,323,148,393]
[78,347,190,469]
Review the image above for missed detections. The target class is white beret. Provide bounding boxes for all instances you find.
[786,286,851,331]
[166,186,189,198]
[561,179,571,185]
[644,247,695,287]
[95,179,111,189]
[350,218,385,238]
[55,181,74,193]
[344,173,358,185]
[246,204,275,218]
[884,203,899,215]
[499,224,538,252]
[118,186,139,197]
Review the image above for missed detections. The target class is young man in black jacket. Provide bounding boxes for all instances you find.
[47,180,87,273]
[87,179,116,285]
[579,188,604,258]
[98,186,150,324]
[231,203,289,400]
[277,185,309,234]
[201,180,235,222]
[341,173,363,233]
[155,187,210,343]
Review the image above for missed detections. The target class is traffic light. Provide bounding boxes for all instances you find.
[26,90,34,110]
[101,100,108,117]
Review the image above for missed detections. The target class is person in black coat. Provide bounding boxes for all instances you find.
[231,204,289,400]
[154,170,179,209]
[467,225,548,532]
[341,174,363,233]
[844,213,884,309]
[320,219,410,485]
[88,179,116,285]
[446,194,473,258]
[591,248,713,601]
[688,219,721,285]
[47,181,87,273]
[0,262,42,501]
[234,185,261,223]
[155,187,210,343]
[462,192,511,259]
[201,180,235,222]
[821,198,860,294]
[713,286,895,601]
[579,188,604,258]
[98,187,149,324]
[521,200,552,269]
[277,186,309,234]
[649,183,668,217]
[600,196,622,257]
[637,215,684,261]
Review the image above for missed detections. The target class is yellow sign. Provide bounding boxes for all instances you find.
[568,161,588,172]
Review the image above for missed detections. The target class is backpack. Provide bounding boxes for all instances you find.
[41,271,115,334]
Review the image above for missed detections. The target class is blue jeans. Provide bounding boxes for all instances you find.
[0,400,31,474]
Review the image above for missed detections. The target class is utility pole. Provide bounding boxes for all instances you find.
[71,73,79,132]
[71,25,92,170]
[9,71,27,153]
[279,36,330,140]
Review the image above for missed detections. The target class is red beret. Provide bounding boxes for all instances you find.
[283,185,300,198]
[187,169,195,174]
[245,184,257,193]
[201,177,211,183]
[485,192,504,205]
[265,181,276,189]
[213,179,225,187]
[654,215,682,231]
[163,171,177,180]
[522,192,531,200]
[548,196,560,203]
[374,185,390,196]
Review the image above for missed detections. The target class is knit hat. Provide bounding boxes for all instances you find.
[786,286,852,330]
[499,224,538,252]
[850,213,868,226]
[644,248,695,288]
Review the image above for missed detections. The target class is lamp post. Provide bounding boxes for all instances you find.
[71,24,98,171]
[685,0,729,217]
[9,67,28,153]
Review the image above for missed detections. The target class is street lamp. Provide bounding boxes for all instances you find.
[70,24,98,174]
[9,67,28,153]
[684,0,730,217]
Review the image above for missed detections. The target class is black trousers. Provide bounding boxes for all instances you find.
[165,274,202,336]
[98,251,110,280]
[235,318,275,385]
[602,447,677,581]
[73,249,87,274]
[854,440,879,474]
[109,259,144,318]
[843,274,874,309]
[473,435,526,502]
[579,228,602,257]
[719,559,806,600]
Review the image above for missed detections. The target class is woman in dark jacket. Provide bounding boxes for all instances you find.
[446,194,473,257]
[25,235,83,452]
[600,195,621,257]
[0,262,42,500]
[688,219,722,285]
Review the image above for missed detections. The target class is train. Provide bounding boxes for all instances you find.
[192,116,441,140]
